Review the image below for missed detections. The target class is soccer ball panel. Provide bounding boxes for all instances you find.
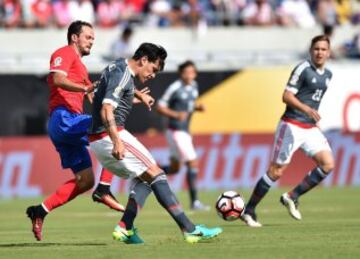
[215,191,245,221]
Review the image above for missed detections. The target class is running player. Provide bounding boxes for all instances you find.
[88,43,222,244]
[156,60,209,211]
[241,35,335,227]
[26,21,123,241]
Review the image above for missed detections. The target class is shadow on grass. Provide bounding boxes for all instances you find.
[0,242,107,248]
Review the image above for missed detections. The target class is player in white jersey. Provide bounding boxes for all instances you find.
[241,35,335,227]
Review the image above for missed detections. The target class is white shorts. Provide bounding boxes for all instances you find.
[165,129,197,162]
[271,120,332,165]
[90,129,156,179]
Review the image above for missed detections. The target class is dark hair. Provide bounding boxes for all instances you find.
[132,43,167,71]
[310,35,330,48]
[67,20,93,44]
[122,26,133,38]
[178,60,196,74]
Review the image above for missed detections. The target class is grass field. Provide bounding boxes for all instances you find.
[1,188,359,259]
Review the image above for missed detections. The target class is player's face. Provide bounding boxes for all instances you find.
[75,26,95,56]
[310,40,330,68]
[138,57,161,83]
[180,65,197,85]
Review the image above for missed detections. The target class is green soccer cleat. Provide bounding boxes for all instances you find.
[183,225,223,244]
[112,225,144,244]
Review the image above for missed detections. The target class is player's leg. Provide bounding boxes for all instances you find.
[242,121,299,227]
[113,178,152,244]
[161,129,182,175]
[109,130,222,243]
[92,167,125,212]
[186,159,209,211]
[282,128,334,220]
[26,110,94,241]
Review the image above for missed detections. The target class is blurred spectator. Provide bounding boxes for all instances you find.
[21,0,36,27]
[242,0,275,26]
[351,0,360,23]
[53,0,72,28]
[3,0,22,28]
[277,0,316,28]
[145,0,172,27]
[69,0,95,23]
[108,26,133,59]
[335,0,352,24]
[317,0,337,42]
[124,0,145,14]
[212,0,246,25]
[31,0,52,27]
[339,32,360,58]
[96,0,124,28]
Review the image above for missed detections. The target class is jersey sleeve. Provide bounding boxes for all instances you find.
[102,65,129,108]
[285,61,310,94]
[49,47,75,76]
[158,81,180,107]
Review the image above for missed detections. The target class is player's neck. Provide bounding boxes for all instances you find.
[127,59,138,76]
[70,44,83,58]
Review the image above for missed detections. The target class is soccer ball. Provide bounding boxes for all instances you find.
[215,191,245,221]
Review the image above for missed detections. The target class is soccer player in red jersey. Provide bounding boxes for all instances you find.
[26,21,123,241]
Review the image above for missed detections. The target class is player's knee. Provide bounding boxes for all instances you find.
[141,165,165,183]
[268,164,286,180]
[75,169,95,191]
[319,160,335,174]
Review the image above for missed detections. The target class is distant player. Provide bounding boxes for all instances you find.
[241,35,335,227]
[26,21,123,241]
[88,43,222,244]
[156,60,209,211]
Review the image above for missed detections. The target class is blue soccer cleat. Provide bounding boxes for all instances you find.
[183,224,223,243]
[112,225,144,244]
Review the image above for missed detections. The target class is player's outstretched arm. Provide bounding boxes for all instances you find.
[283,90,321,122]
[134,88,154,110]
[100,103,125,160]
[52,72,95,93]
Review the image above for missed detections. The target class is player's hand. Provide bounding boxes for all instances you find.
[176,111,188,121]
[112,142,125,160]
[133,87,151,104]
[86,80,100,94]
[304,107,321,122]
[140,93,155,111]
[196,103,205,112]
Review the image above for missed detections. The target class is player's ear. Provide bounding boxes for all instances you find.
[71,34,78,43]
[140,56,148,66]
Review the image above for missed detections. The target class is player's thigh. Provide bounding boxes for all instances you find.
[91,130,158,179]
[166,129,197,162]
[301,128,332,163]
[270,121,303,165]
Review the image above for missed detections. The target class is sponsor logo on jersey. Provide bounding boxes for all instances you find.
[54,57,62,67]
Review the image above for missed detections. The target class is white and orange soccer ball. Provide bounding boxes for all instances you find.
[215,191,245,221]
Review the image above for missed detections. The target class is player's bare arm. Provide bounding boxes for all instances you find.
[156,104,188,121]
[283,90,321,122]
[52,72,96,93]
[195,103,205,112]
[134,88,154,110]
[100,103,125,160]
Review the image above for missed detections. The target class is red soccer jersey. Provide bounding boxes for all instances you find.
[48,45,91,114]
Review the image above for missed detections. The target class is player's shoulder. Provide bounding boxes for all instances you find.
[51,45,75,58]
[324,67,333,78]
[292,60,311,74]
[167,80,182,92]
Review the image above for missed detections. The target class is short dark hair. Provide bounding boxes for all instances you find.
[67,20,93,44]
[178,60,196,74]
[310,35,330,48]
[132,43,167,71]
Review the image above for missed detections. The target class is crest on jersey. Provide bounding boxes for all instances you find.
[181,92,188,99]
[54,57,62,67]
[312,77,317,83]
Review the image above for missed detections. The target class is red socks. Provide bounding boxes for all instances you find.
[99,168,114,185]
[42,179,83,212]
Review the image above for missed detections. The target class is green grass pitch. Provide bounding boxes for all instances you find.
[0,188,359,259]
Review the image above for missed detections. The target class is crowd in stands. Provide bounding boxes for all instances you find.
[0,0,359,29]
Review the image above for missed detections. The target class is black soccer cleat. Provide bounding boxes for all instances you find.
[26,206,45,241]
[92,188,125,212]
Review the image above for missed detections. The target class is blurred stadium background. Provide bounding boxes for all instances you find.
[0,0,360,199]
